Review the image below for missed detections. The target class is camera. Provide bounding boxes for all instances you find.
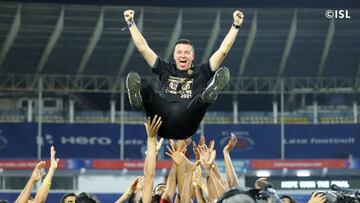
[313,190,360,203]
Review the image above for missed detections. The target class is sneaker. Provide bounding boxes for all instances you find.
[201,67,230,103]
[126,72,143,109]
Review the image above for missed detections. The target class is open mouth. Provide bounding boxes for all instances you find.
[179,60,187,67]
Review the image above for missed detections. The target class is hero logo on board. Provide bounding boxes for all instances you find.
[45,134,112,145]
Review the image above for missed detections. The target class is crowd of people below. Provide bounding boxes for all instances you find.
[0,115,356,203]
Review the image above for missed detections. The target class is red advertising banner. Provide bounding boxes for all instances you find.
[0,160,66,169]
[0,159,350,170]
[251,159,348,169]
[0,160,173,170]
[91,160,172,170]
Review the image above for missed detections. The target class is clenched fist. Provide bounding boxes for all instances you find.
[123,9,135,23]
[233,10,244,26]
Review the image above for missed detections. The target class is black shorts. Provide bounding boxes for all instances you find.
[140,80,209,139]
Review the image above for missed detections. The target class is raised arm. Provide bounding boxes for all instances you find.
[197,145,219,202]
[34,146,59,203]
[15,161,45,203]
[172,139,191,199]
[209,10,244,71]
[165,140,195,203]
[223,133,239,188]
[123,10,158,68]
[142,115,162,203]
[205,151,227,200]
[115,176,143,203]
[161,164,177,202]
[193,164,208,203]
[208,140,228,189]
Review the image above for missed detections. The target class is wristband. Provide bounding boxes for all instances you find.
[127,21,134,28]
[121,21,134,31]
[232,23,241,29]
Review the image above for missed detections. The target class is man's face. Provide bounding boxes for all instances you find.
[173,43,195,71]
[63,196,76,203]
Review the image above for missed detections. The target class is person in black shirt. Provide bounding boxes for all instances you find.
[123,9,244,139]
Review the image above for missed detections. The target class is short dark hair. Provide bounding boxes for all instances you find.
[175,39,194,51]
[138,194,161,203]
[128,192,137,203]
[76,192,100,203]
[151,194,161,203]
[61,192,76,203]
[280,195,297,203]
[216,188,256,203]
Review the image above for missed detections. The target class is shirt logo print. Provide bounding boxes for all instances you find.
[165,76,193,98]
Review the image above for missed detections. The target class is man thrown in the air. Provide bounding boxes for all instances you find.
[123,9,244,139]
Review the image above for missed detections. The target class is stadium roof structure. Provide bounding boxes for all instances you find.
[0,2,359,97]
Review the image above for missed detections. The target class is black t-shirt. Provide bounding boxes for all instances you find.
[152,57,215,102]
